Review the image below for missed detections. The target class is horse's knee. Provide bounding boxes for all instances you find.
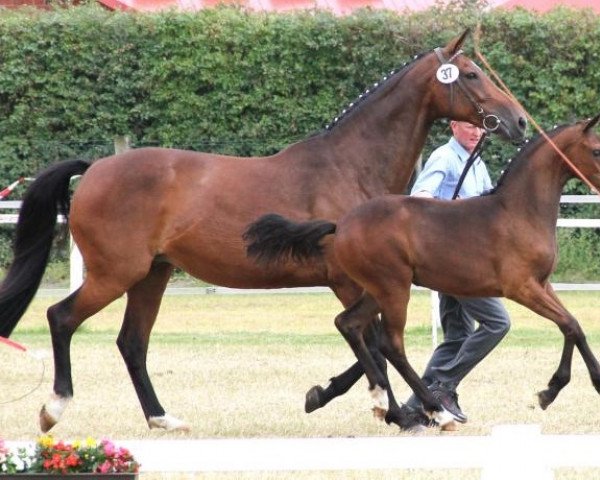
[558,319,584,341]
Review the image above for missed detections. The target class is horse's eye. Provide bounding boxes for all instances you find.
[464,72,478,80]
[594,149,600,157]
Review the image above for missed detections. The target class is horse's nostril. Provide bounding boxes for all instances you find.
[519,117,527,130]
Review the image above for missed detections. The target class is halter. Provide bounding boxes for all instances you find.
[434,47,500,133]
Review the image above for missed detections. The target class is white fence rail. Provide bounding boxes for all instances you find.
[5,425,600,478]
[0,195,599,294]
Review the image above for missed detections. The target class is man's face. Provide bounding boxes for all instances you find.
[451,121,484,153]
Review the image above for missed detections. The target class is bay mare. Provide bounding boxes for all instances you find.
[0,31,526,433]
[245,117,600,427]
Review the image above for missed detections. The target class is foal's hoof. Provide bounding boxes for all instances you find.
[148,414,190,432]
[392,405,431,434]
[537,390,553,410]
[39,406,58,433]
[305,385,325,413]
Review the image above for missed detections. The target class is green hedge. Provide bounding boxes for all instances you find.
[0,3,598,279]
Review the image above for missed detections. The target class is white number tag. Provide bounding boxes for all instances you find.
[436,64,459,84]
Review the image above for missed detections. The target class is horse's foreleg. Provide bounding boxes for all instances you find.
[117,262,188,431]
[575,335,600,396]
[513,282,599,409]
[542,307,600,406]
[537,338,574,409]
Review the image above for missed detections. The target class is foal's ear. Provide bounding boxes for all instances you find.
[445,29,471,55]
[583,114,600,133]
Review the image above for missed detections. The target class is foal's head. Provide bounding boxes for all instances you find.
[561,114,600,188]
[490,115,600,195]
[423,29,527,142]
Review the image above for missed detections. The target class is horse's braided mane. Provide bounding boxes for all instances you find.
[484,124,571,195]
[323,51,428,132]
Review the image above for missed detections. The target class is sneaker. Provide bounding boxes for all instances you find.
[428,382,467,424]
[395,403,433,433]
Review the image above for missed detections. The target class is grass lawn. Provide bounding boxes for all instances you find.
[2,290,600,479]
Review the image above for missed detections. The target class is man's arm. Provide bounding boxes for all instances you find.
[410,153,449,198]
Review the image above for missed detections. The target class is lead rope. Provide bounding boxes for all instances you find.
[472,25,599,196]
[0,336,46,404]
[451,131,488,200]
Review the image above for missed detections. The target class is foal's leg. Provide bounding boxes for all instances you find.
[117,262,189,431]
[41,279,125,432]
[305,320,377,412]
[305,318,407,426]
[376,290,455,427]
[333,293,393,418]
[512,282,600,409]
[306,277,405,426]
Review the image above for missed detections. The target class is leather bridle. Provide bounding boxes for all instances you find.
[434,47,501,133]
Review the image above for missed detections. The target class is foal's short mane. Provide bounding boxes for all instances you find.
[485,124,571,195]
[324,52,427,132]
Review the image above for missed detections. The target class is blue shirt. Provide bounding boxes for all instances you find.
[410,137,492,200]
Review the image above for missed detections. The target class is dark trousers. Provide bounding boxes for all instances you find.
[407,293,510,406]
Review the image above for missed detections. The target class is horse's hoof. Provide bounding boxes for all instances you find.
[537,390,552,410]
[372,406,387,421]
[433,408,456,429]
[440,420,458,432]
[148,413,190,432]
[305,385,325,413]
[39,405,57,433]
[39,394,69,433]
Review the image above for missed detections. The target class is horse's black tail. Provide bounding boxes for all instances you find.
[244,213,337,265]
[0,159,91,337]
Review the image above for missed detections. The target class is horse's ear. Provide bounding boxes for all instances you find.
[583,114,600,133]
[445,29,471,55]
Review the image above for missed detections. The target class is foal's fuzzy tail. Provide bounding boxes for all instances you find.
[0,160,91,337]
[244,213,337,265]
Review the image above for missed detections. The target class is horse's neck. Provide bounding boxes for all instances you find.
[324,67,434,195]
[497,146,571,227]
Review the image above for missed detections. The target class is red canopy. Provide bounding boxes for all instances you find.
[96,0,599,14]
[499,0,600,13]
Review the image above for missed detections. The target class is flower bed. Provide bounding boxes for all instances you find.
[0,436,139,477]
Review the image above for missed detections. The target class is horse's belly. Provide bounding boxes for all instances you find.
[164,240,330,290]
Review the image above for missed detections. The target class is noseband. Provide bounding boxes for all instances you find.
[434,47,500,133]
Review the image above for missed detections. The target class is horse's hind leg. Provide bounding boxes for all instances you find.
[333,293,395,419]
[116,261,188,431]
[41,281,125,432]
